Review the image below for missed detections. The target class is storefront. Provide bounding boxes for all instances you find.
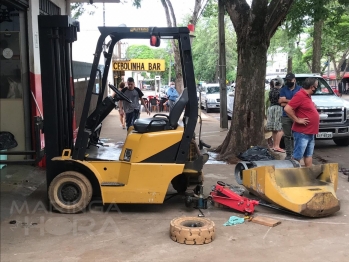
[0,0,66,161]
[0,0,30,160]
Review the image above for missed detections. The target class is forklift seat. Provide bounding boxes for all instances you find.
[133,88,188,133]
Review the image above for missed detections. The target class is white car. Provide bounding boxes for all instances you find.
[200,84,233,113]
[200,84,220,113]
[227,90,235,120]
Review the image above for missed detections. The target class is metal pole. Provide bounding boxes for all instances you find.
[198,91,202,117]
[218,0,228,129]
[168,55,171,85]
[103,2,106,53]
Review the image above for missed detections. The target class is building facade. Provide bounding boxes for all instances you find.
[0,0,68,161]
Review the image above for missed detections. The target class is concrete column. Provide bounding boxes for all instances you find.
[66,0,71,16]
[27,0,42,116]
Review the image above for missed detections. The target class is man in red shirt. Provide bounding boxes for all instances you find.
[284,78,320,167]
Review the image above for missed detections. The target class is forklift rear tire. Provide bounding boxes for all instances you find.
[170,217,215,245]
[48,171,93,214]
[171,174,188,193]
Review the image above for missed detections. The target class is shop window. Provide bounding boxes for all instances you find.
[0,4,22,99]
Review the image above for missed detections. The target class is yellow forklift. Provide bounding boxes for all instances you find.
[38,16,209,213]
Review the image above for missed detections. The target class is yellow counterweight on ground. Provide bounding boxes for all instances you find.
[235,161,340,217]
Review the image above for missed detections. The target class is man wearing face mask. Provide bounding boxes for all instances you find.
[278,73,302,160]
[166,82,179,111]
[284,78,320,167]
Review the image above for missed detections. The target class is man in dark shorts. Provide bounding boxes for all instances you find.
[278,73,302,160]
[118,77,150,130]
[284,77,320,167]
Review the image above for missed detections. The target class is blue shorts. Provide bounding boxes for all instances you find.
[292,131,315,160]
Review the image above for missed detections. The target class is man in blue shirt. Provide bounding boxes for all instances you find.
[278,73,302,160]
[166,82,179,112]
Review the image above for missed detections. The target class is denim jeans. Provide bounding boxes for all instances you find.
[292,131,315,160]
[125,109,140,130]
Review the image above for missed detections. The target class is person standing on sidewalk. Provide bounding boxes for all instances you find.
[284,78,320,167]
[278,73,302,160]
[166,82,179,112]
[118,77,150,130]
[118,82,126,129]
[266,77,285,152]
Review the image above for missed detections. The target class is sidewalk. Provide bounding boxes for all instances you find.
[100,109,229,150]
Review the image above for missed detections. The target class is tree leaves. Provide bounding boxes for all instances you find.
[191,15,237,82]
[125,44,174,83]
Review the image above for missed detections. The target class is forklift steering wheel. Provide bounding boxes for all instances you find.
[108,84,132,103]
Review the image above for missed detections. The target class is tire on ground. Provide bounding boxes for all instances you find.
[48,171,93,214]
[170,217,215,245]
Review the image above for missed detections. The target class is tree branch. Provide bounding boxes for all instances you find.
[166,0,177,27]
[265,0,294,39]
[195,0,210,25]
[306,61,312,71]
[250,0,268,32]
[338,47,349,78]
[222,0,250,35]
[161,0,173,27]
[330,54,339,77]
[191,0,204,25]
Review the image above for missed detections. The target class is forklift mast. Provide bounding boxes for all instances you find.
[38,15,79,184]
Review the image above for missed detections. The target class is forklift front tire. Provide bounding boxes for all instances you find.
[48,171,93,214]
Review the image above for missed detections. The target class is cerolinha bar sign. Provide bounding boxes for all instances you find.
[112,59,165,72]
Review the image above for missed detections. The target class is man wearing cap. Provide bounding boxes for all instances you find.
[278,73,302,160]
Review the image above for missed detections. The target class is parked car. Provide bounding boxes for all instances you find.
[200,84,233,113]
[227,89,234,120]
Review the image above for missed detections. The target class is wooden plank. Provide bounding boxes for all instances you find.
[251,216,281,227]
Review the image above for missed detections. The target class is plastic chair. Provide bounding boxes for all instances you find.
[149,98,159,112]
[159,97,168,112]
[142,97,149,111]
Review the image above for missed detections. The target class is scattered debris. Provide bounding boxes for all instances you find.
[238,146,274,161]
[223,216,245,226]
[313,155,328,164]
[251,216,281,227]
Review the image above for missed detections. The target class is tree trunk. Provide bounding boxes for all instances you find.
[312,19,324,73]
[217,0,294,162]
[216,33,268,162]
[161,0,205,92]
[172,42,184,92]
[287,55,293,73]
